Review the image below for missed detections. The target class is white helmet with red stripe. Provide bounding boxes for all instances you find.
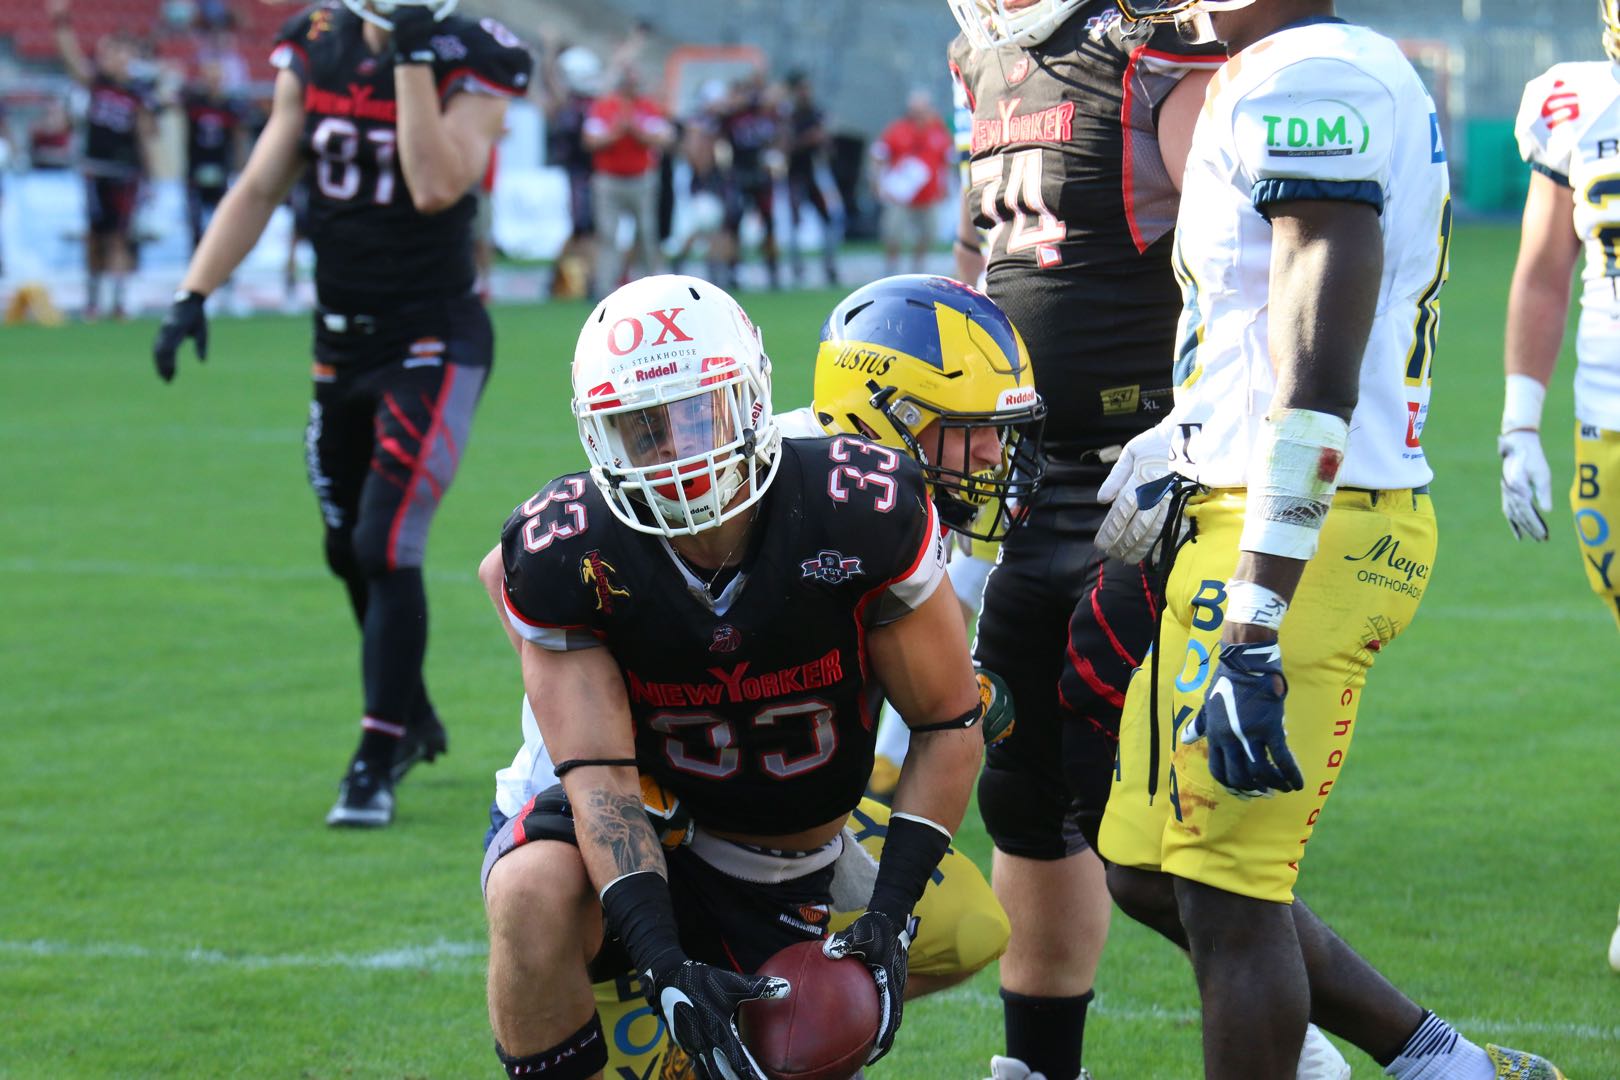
[342,0,460,32]
[572,275,781,537]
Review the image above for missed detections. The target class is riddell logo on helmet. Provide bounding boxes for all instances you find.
[999,387,1037,409]
[635,362,679,382]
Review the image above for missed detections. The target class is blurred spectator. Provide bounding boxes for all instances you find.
[583,64,671,301]
[668,78,730,285]
[49,0,157,319]
[177,59,247,251]
[718,70,782,289]
[537,37,600,299]
[871,88,951,275]
[29,100,77,170]
[196,28,250,93]
[782,69,840,286]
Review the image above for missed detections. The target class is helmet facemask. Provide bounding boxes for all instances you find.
[342,0,459,32]
[947,0,1086,50]
[1114,0,1257,45]
[577,363,781,537]
[869,383,1047,542]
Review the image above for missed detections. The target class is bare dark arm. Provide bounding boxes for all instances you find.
[1227,198,1383,633]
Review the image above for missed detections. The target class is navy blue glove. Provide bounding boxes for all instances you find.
[1181,641,1305,797]
[390,6,437,65]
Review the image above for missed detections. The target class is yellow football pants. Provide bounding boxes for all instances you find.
[1572,423,1620,630]
[1099,487,1436,903]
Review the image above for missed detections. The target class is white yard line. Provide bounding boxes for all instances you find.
[0,557,475,587]
[4,938,1616,1044]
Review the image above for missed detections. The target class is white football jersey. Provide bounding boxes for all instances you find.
[1517,61,1620,430]
[1166,19,1451,490]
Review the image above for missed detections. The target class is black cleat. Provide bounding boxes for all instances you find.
[326,759,395,828]
[390,716,448,785]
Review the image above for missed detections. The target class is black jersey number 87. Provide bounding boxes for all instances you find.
[312,116,398,205]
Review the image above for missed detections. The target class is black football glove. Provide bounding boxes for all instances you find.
[822,909,913,1064]
[645,958,789,1080]
[390,6,438,65]
[1181,640,1304,798]
[152,290,208,383]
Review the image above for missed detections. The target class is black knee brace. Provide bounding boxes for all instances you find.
[323,526,361,583]
[495,1014,608,1079]
[977,761,1087,860]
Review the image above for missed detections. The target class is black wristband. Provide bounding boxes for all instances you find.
[599,870,685,976]
[173,289,207,306]
[866,813,952,923]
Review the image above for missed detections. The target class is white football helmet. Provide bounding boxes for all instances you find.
[1115,0,1256,45]
[342,0,459,32]
[557,46,603,96]
[947,0,1086,50]
[572,276,781,537]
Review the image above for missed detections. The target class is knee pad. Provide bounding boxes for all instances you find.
[977,762,1085,860]
[322,527,360,582]
[495,1014,608,1080]
[350,514,398,579]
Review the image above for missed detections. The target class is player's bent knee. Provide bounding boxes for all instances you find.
[322,527,360,582]
[1106,863,1185,947]
[486,840,601,965]
[350,518,407,579]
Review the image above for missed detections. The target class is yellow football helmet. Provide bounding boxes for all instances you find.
[813,275,1045,541]
[1605,0,1620,62]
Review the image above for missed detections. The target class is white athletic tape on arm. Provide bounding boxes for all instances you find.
[1224,579,1289,630]
[1239,409,1350,561]
[1502,373,1547,434]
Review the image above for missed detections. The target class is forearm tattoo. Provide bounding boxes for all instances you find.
[581,787,665,878]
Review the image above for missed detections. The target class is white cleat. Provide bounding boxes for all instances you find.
[985,1056,1093,1080]
[1609,902,1620,972]
[1297,1023,1352,1080]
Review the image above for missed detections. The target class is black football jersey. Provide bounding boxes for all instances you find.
[721,98,779,178]
[786,100,825,176]
[949,5,1222,462]
[183,89,244,189]
[500,437,947,836]
[84,73,149,178]
[270,3,532,312]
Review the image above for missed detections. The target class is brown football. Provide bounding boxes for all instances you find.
[737,940,880,1080]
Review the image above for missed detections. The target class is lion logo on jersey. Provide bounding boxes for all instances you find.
[580,550,630,612]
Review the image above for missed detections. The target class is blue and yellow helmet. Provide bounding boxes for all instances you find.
[1606,0,1620,62]
[814,275,1045,541]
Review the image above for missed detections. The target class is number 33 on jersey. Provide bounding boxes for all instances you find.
[497,436,947,837]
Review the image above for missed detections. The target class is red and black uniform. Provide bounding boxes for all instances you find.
[181,88,245,248]
[546,89,595,236]
[83,72,151,235]
[719,93,779,236]
[949,8,1222,854]
[268,2,531,748]
[785,96,834,227]
[492,436,947,970]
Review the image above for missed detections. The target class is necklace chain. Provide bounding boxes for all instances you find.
[679,507,757,595]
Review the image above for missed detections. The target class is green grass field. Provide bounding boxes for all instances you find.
[4,225,1618,1079]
